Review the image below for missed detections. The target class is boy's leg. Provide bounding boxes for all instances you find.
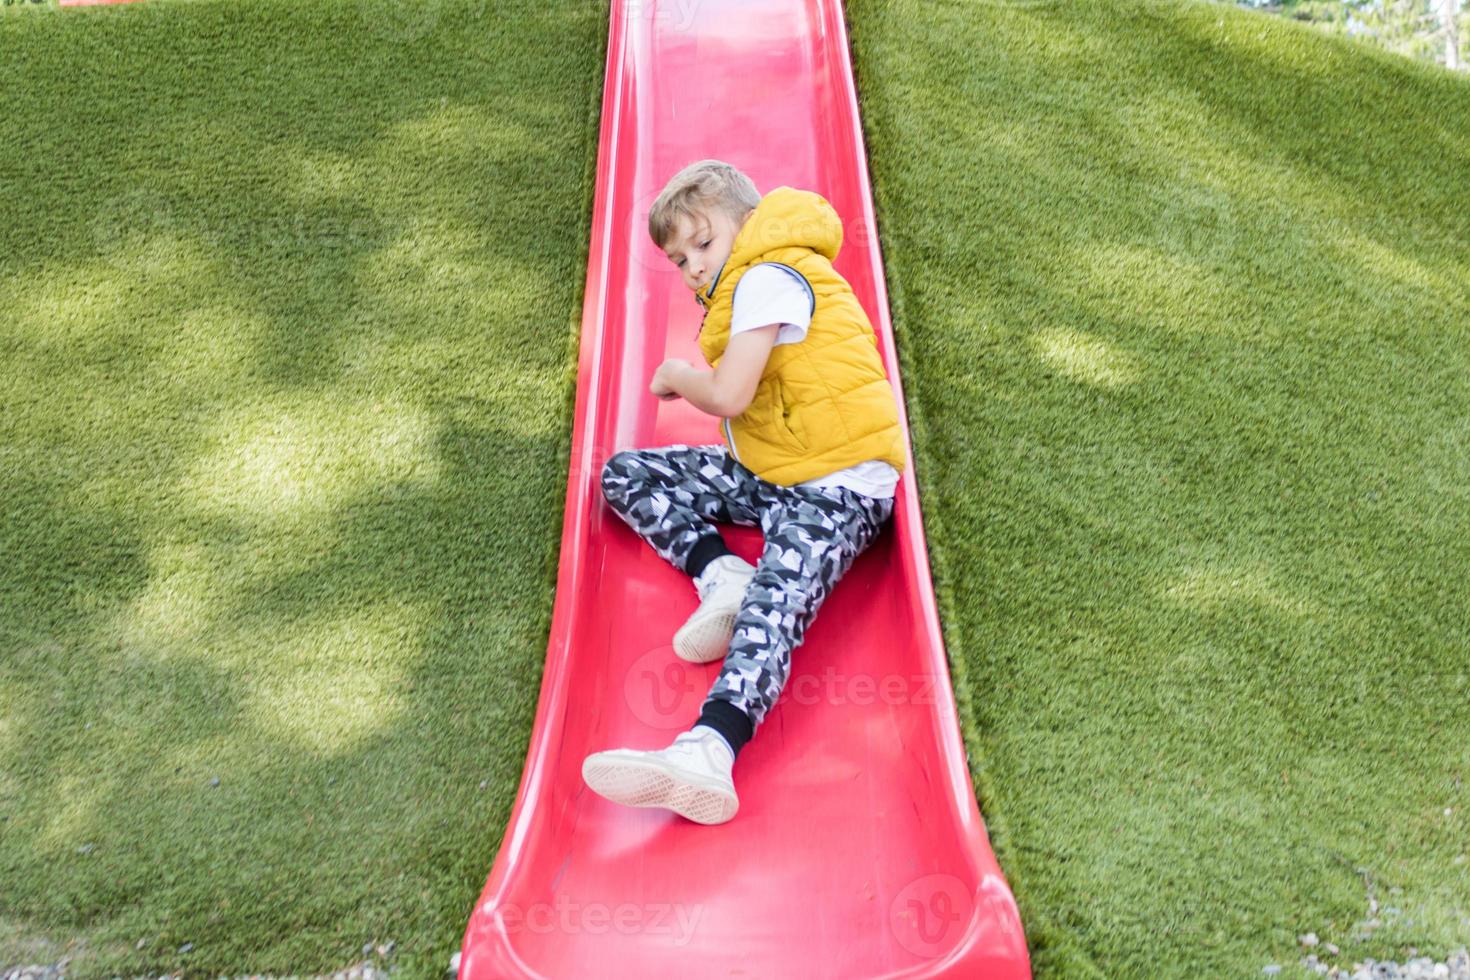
[599,444,762,578]
[694,484,896,757]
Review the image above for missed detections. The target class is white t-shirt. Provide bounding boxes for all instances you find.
[728,263,901,500]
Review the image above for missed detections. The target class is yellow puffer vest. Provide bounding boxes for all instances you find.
[695,186,906,486]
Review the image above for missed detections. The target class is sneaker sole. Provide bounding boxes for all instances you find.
[672,607,739,664]
[582,751,739,825]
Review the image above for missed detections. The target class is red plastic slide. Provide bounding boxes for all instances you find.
[458,1,1031,976]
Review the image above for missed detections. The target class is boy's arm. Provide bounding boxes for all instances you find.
[656,324,778,417]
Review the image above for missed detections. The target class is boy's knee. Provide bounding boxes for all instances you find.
[600,450,637,503]
[749,571,820,616]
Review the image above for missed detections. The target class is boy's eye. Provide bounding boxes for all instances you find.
[673,240,711,269]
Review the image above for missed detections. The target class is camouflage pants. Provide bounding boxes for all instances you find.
[599,443,895,730]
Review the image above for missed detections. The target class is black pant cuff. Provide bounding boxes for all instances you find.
[696,699,754,759]
[685,533,735,579]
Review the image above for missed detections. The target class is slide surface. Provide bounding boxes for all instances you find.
[459,1,1031,976]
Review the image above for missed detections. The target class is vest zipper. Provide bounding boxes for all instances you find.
[723,416,742,464]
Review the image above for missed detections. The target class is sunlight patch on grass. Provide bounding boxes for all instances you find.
[1161,560,1323,621]
[1324,225,1457,299]
[34,772,98,854]
[115,540,217,653]
[1028,325,1142,389]
[181,395,443,521]
[289,148,368,202]
[1081,240,1242,330]
[382,101,553,162]
[239,602,423,755]
[6,238,224,349]
[356,226,547,318]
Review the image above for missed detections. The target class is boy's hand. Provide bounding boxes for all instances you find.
[650,358,690,400]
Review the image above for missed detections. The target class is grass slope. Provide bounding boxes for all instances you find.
[0,0,605,976]
[5,0,1469,977]
[846,0,1469,975]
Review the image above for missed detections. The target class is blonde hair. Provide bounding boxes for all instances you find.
[647,159,761,249]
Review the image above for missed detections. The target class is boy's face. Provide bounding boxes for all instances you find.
[661,206,749,294]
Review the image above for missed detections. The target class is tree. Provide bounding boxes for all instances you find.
[1441,0,1461,70]
[1228,0,1468,71]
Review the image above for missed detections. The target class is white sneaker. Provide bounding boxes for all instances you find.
[673,554,756,663]
[581,728,738,825]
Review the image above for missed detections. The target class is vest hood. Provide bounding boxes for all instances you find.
[700,186,843,306]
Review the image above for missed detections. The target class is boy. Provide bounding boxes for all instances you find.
[581,159,906,825]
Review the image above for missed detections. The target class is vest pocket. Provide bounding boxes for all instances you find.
[773,377,809,451]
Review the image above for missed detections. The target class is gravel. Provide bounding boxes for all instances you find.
[1292,947,1470,979]
[2,947,405,980]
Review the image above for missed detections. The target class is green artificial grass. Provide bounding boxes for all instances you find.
[4,0,1468,977]
[845,0,1470,975]
[0,0,605,976]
